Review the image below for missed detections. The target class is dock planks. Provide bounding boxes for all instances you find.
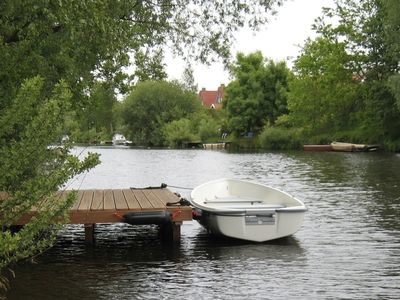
[6,188,192,225]
[2,188,192,243]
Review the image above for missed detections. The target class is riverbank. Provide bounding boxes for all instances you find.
[73,128,400,152]
[226,128,400,152]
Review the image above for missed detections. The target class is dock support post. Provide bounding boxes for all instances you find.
[171,222,181,243]
[159,222,181,243]
[84,224,95,245]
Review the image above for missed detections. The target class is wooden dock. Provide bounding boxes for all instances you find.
[3,188,193,243]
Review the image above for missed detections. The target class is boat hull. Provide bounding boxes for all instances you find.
[190,179,307,242]
[197,210,305,242]
[330,141,379,152]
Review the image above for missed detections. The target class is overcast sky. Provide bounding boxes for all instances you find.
[165,0,335,91]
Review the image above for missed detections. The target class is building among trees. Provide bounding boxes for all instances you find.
[198,84,225,109]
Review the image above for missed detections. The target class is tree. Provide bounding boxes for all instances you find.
[383,0,400,64]
[181,65,198,93]
[0,77,99,289]
[120,81,201,146]
[287,0,400,145]
[75,82,118,142]
[288,36,360,133]
[384,0,400,111]
[224,52,291,135]
[318,0,400,142]
[388,75,400,111]
[164,119,197,148]
[0,0,284,106]
[132,49,168,84]
[0,0,285,288]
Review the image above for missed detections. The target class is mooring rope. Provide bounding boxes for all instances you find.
[164,184,194,190]
[166,198,191,206]
[130,183,194,190]
[128,183,193,206]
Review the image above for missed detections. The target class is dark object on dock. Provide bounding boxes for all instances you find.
[166,197,191,206]
[303,144,333,152]
[122,211,172,225]
[130,183,167,189]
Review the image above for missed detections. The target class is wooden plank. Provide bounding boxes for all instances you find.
[14,212,35,225]
[142,190,165,209]
[122,189,141,210]
[166,207,193,222]
[69,209,192,224]
[78,190,94,211]
[152,189,180,205]
[71,190,84,210]
[91,190,104,210]
[11,188,193,225]
[32,192,57,212]
[132,190,153,209]
[54,190,71,209]
[103,189,115,210]
[69,211,121,224]
[14,204,193,225]
[113,189,128,210]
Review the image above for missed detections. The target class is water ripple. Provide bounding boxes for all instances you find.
[5,149,400,300]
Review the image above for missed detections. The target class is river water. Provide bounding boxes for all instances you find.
[5,147,400,299]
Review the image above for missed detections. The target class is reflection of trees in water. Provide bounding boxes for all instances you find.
[287,151,369,185]
[287,151,400,231]
[362,155,400,231]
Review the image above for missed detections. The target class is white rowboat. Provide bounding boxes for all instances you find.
[190,179,307,242]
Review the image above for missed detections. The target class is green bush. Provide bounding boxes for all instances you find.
[164,118,198,148]
[197,118,220,142]
[259,127,303,150]
[383,139,400,152]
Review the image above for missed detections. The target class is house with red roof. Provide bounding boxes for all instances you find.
[198,84,225,109]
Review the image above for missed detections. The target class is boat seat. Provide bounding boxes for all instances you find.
[246,204,285,208]
[205,199,263,204]
[204,197,285,210]
[205,196,264,203]
[205,196,283,206]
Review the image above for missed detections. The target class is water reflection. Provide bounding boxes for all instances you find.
[5,148,400,300]
[189,233,305,263]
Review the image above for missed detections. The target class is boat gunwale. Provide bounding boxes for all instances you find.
[194,206,308,216]
[190,178,307,214]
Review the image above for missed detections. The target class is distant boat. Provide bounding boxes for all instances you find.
[330,142,379,152]
[124,140,133,146]
[190,178,307,242]
[112,134,126,145]
[303,142,379,152]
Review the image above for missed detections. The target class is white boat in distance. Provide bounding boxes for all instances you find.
[190,179,307,242]
[112,133,126,145]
